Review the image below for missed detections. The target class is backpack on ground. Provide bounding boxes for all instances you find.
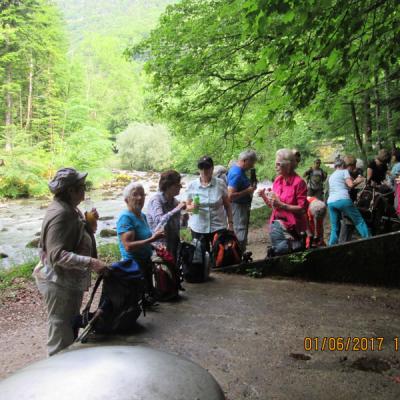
[178,239,210,283]
[152,247,181,301]
[212,230,242,268]
[75,259,145,343]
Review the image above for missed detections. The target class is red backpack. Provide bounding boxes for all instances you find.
[212,230,242,268]
[152,248,181,301]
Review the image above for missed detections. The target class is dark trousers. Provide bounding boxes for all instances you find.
[191,229,225,254]
[136,259,154,296]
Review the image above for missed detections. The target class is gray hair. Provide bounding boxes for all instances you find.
[123,182,144,200]
[213,165,227,177]
[276,148,296,167]
[308,199,327,219]
[238,150,258,162]
[334,158,345,169]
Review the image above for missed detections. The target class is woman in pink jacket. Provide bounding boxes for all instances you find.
[259,149,308,255]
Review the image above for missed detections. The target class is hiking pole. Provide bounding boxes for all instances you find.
[75,309,104,343]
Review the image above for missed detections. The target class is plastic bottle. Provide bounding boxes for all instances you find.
[192,194,200,214]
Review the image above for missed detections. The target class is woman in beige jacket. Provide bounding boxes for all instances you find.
[34,168,107,356]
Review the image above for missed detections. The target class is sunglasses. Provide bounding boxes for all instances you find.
[275,162,289,167]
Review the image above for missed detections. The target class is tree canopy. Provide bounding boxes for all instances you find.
[131,0,400,169]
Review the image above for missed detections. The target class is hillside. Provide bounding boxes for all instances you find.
[55,0,175,49]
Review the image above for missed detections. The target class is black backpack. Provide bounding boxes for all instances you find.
[75,260,145,342]
[178,239,210,283]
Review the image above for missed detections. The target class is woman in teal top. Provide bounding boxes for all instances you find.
[116,182,164,303]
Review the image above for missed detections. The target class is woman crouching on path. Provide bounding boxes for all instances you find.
[116,182,165,304]
[259,149,308,255]
[34,168,107,356]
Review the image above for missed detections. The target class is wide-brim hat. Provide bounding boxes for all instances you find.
[48,167,88,194]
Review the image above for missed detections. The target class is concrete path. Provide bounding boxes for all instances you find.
[73,273,400,400]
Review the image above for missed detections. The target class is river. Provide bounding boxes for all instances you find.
[0,170,271,269]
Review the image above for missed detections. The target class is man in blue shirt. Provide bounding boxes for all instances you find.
[227,150,258,252]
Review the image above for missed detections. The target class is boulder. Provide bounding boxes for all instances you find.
[0,253,8,259]
[98,216,114,221]
[26,238,40,248]
[100,229,117,238]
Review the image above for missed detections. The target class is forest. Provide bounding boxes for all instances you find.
[1,0,399,198]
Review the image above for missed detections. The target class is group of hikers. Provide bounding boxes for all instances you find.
[33,147,400,356]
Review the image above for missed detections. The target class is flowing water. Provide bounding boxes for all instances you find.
[0,170,271,269]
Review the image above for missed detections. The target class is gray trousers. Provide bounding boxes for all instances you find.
[232,202,251,252]
[37,280,83,356]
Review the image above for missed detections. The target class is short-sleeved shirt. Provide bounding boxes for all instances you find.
[270,174,308,233]
[368,160,388,185]
[116,210,153,262]
[227,164,252,204]
[390,162,400,186]
[185,177,228,234]
[305,168,326,191]
[327,169,351,203]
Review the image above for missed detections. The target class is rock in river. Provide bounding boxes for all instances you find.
[26,238,40,248]
[100,229,117,238]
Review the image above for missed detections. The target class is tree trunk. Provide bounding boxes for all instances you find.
[374,74,382,149]
[25,54,34,130]
[363,93,373,155]
[384,69,395,148]
[350,101,367,162]
[19,87,23,129]
[4,65,13,152]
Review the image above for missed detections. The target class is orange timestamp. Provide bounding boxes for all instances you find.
[304,337,400,352]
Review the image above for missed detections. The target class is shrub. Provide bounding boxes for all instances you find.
[116,123,172,171]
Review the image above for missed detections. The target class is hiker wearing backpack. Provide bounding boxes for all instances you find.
[117,182,165,305]
[147,170,186,262]
[186,156,233,253]
[303,159,327,200]
[33,168,108,356]
[227,150,258,252]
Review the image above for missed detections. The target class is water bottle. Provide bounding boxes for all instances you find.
[193,194,200,215]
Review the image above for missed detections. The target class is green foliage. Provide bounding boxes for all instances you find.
[180,227,192,242]
[0,0,175,198]
[288,251,309,265]
[97,243,120,264]
[0,259,36,294]
[132,0,400,168]
[116,122,172,171]
[249,205,272,228]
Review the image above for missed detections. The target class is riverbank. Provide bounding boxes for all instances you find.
[0,170,272,268]
[0,206,271,298]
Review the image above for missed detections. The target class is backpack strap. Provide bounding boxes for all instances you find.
[82,274,104,324]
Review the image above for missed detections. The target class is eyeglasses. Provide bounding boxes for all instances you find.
[275,162,289,167]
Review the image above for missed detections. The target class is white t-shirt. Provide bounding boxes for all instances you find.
[185,177,228,233]
[327,169,351,203]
